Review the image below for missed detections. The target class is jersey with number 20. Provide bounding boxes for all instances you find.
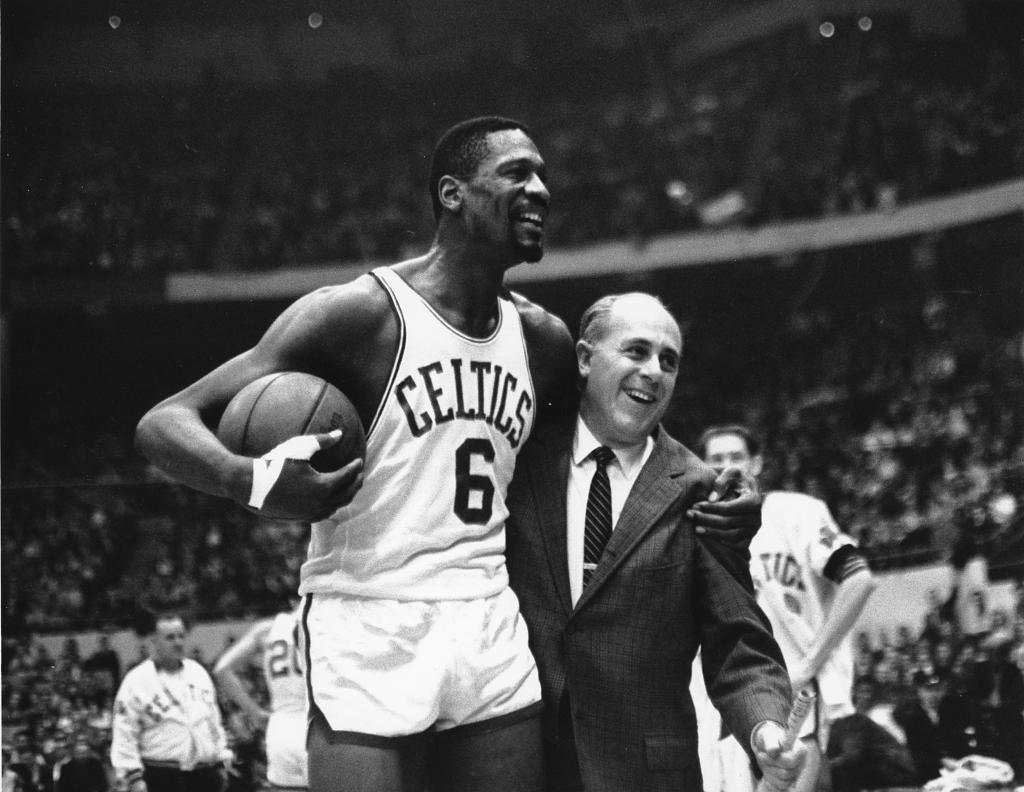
[300,266,536,601]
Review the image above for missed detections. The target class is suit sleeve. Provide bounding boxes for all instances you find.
[696,532,791,758]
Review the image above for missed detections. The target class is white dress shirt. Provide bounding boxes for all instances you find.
[566,416,654,605]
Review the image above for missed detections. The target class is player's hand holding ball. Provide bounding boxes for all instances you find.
[217,372,366,521]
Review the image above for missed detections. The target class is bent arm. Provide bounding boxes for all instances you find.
[791,566,875,685]
[213,620,273,726]
[135,290,331,498]
[135,283,382,520]
[135,349,273,504]
[697,533,791,756]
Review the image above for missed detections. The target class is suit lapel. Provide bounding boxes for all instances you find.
[575,430,690,608]
[526,426,575,615]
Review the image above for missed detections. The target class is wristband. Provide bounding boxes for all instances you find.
[248,457,286,510]
[247,434,326,510]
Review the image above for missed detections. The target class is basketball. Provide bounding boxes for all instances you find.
[217,372,366,472]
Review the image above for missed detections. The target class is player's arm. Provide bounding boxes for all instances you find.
[788,547,875,692]
[135,280,384,521]
[213,620,273,731]
[510,292,577,422]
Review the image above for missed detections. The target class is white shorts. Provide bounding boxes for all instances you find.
[302,587,541,737]
[265,710,308,789]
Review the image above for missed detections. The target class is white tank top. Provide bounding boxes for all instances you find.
[750,490,858,709]
[299,266,536,600]
[261,610,305,716]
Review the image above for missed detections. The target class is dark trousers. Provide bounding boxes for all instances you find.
[542,695,584,792]
[143,764,226,792]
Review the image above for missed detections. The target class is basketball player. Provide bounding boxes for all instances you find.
[694,425,877,792]
[135,117,760,792]
[214,602,307,790]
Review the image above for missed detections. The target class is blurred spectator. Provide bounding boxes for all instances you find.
[893,670,977,783]
[52,735,107,792]
[7,731,45,792]
[970,637,1024,778]
[82,635,121,697]
[826,676,916,792]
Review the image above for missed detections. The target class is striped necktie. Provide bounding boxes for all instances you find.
[583,446,615,587]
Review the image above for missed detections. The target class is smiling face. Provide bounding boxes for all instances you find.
[458,128,550,264]
[577,294,681,450]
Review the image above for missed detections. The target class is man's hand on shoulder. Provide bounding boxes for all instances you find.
[688,466,762,551]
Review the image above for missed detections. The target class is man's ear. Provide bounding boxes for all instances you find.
[576,339,592,379]
[438,175,463,214]
[751,454,764,478]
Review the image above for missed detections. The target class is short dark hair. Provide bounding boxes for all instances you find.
[697,424,761,458]
[429,116,530,221]
[134,606,189,637]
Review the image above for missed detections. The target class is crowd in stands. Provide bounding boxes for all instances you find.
[839,579,1024,785]
[3,219,1023,631]
[0,626,268,791]
[2,83,240,277]
[3,18,1022,274]
[667,234,1024,570]
[3,571,1022,790]
[1,483,306,632]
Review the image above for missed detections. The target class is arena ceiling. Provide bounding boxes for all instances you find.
[3,0,747,31]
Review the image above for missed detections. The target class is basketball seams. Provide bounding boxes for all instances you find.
[219,371,365,471]
[300,379,331,435]
[240,372,288,455]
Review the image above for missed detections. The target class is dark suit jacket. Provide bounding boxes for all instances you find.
[505,420,791,792]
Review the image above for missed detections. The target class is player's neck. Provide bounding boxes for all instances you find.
[402,249,507,337]
[153,658,184,673]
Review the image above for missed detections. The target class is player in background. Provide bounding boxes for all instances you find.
[693,425,877,792]
[214,602,307,791]
[135,116,761,792]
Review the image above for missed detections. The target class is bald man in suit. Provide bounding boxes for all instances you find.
[505,292,804,792]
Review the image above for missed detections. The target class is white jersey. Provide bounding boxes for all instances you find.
[300,266,536,601]
[262,610,307,789]
[110,658,231,779]
[749,491,857,711]
[262,610,306,716]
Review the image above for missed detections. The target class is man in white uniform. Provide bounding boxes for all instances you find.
[694,425,877,792]
[111,611,232,792]
[214,602,307,790]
